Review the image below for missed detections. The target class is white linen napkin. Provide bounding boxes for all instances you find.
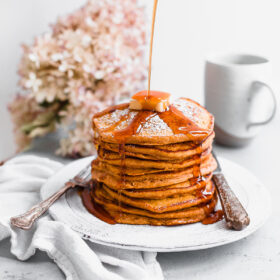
[0,155,163,280]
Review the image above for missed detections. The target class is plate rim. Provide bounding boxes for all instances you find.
[41,156,271,252]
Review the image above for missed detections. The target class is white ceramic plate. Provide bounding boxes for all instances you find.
[41,156,271,252]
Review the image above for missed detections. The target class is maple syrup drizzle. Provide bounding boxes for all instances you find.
[147,0,159,95]
[158,105,209,137]
[93,103,129,119]
[189,176,207,190]
[133,90,170,102]
[113,112,157,220]
[132,90,170,110]
[80,184,116,225]
[202,210,224,225]
[158,105,209,194]
[194,179,215,202]
[200,186,224,225]
[103,114,130,133]
[118,143,126,219]
[113,110,157,143]
[109,103,209,144]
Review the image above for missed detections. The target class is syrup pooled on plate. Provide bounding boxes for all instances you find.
[80,183,116,225]
[202,210,224,225]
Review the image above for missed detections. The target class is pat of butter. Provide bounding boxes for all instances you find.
[129,91,171,112]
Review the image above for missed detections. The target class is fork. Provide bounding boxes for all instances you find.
[10,163,92,230]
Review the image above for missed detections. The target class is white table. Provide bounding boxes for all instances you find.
[1,114,279,279]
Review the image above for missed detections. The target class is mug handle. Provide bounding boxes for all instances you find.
[247,81,277,129]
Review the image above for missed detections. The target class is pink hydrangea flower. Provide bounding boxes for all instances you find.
[9,0,147,157]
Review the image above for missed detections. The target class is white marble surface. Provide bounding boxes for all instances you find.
[0,113,280,279]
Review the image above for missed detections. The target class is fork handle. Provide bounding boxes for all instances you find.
[213,173,250,230]
[10,182,75,230]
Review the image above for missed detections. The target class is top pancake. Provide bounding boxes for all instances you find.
[92,98,214,145]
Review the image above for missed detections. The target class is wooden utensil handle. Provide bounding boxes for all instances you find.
[213,173,250,230]
[10,182,74,230]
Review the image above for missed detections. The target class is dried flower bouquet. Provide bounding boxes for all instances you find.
[9,0,147,157]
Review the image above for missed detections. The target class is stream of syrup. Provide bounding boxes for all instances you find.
[147,0,158,95]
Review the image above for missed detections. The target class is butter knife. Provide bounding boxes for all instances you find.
[212,153,250,230]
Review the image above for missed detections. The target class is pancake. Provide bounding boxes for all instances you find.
[95,180,215,213]
[97,209,213,226]
[92,154,217,190]
[97,150,210,170]
[120,174,212,199]
[92,153,212,176]
[95,132,214,161]
[92,98,214,145]
[93,188,218,226]
[95,190,217,219]
[97,143,212,162]
[95,132,214,153]
[96,143,212,171]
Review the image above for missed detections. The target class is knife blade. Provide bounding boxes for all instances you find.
[212,152,250,230]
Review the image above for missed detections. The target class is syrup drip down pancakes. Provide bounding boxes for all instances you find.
[79,91,222,226]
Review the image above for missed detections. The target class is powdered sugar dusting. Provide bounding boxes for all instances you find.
[115,111,138,131]
[96,109,138,131]
[110,109,130,123]
[173,98,206,128]
[96,109,130,129]
[139,114,173,136]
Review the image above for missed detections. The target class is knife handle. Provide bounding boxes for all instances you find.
[213,173,250,230]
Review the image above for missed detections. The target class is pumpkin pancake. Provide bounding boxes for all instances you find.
[92,184,218,225]
[92,154,217,190]
[105,181,214,213]
[120,174,212,199]
[97,143,212,165]
[92,98,214,145]
[95,132,214,161]
[98,208,215,226]
[93,180,215,213]
[92,153,212,176]
[97,151,211,170]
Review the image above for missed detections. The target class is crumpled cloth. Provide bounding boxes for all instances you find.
[0,155,163,280]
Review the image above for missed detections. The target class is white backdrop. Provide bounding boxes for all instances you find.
[1,0,280,159]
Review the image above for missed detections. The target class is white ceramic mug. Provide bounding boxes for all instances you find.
[205,53,277,147]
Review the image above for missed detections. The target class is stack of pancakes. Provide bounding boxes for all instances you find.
[90,98,217,226]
